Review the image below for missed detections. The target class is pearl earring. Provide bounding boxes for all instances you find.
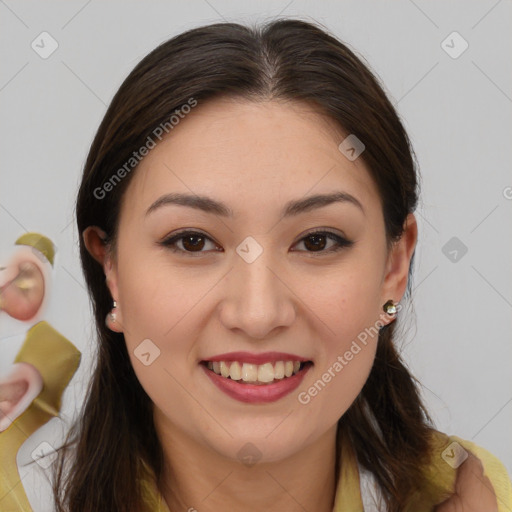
[106,300,118,329]
[110,300,117,322]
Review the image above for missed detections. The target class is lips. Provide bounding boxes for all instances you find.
[201,361,312,403]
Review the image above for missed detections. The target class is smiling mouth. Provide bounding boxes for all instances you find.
[200,360,313,385]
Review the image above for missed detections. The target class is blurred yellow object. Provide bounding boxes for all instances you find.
[0,321,81,511]
[15,233,55,267]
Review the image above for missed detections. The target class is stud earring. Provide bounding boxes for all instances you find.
[382,300,398,316]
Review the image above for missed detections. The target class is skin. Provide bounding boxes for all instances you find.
[435,453,498,511]
[0,261,45,321]
[84,98,496,511]
[0,362,43,432]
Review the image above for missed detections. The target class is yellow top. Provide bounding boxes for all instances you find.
[139,430,512,511]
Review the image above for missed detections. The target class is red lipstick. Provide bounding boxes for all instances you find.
[200,357,313,404]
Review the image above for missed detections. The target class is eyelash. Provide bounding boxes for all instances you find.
[160,229,354,256]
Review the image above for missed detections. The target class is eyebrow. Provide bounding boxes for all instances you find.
[145,191,365,218]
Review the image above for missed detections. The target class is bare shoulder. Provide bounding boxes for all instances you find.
[435,452,498,512]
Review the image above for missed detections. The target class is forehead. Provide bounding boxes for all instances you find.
[122,98,381,218]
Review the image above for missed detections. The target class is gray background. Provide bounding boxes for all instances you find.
[1,1,511,509]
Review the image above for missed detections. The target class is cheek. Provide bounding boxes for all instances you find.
[117,272,203,422]
[116,250,212,348]
[291,258,383,421]
[296,316,378,426]
[294,255,385,344]
[115,255,215,412]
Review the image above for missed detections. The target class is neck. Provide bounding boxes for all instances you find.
[156,416,338,512]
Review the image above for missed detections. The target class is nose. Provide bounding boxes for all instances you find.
[218,250,296,339]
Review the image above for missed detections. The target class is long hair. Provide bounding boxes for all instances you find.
[54,19,432,511]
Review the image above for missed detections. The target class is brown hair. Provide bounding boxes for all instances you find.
[54,18,433,511]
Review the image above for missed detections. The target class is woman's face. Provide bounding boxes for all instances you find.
[100,98,415,463]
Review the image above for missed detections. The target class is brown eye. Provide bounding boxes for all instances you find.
[181,234,206,251]
[161,231,221,254]
[303,233,327,251]
[292,230,354,254]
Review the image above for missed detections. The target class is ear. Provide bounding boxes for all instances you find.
[0,363,43,432]
[82,226,124,332]
[380,213,418,310]
[82,225,108,264]
[0,262,45,321]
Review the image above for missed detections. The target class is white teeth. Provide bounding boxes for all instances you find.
[274,361,285,379]
[257,363,275,383]
[220,361,230,378]
[241,363,258,382]
[206,359,307,383]
[229,361,242,381]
